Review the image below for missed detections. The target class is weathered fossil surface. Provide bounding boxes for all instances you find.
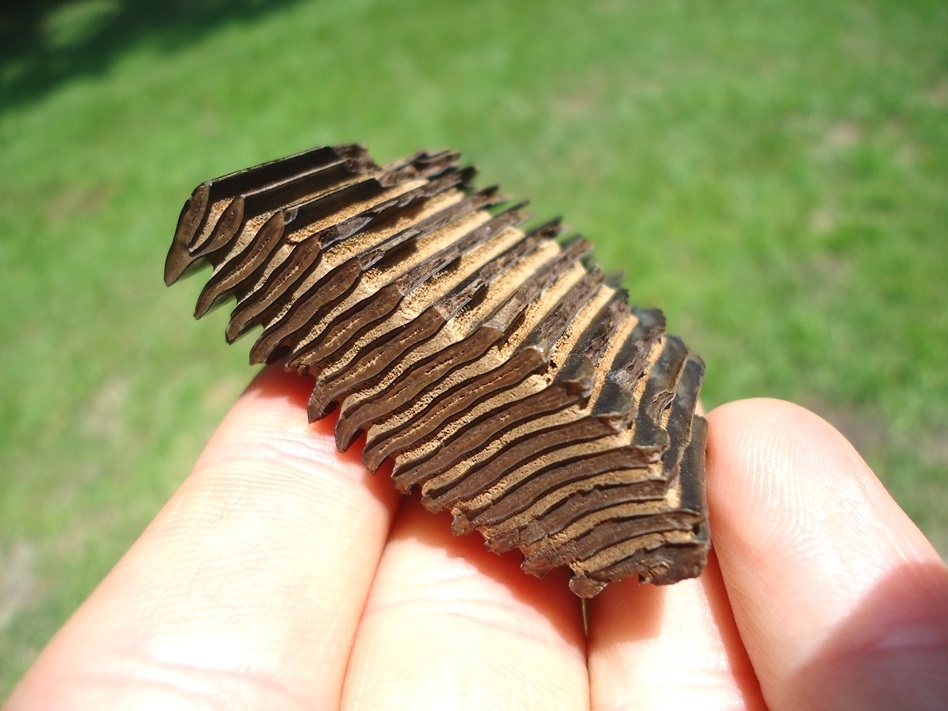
[165,143,710,597]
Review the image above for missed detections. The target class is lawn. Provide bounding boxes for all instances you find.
[1,0,946,696]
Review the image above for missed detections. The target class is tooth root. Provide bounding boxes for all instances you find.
[167,143,710,597]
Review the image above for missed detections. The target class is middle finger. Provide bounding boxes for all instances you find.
[341,503,589,711]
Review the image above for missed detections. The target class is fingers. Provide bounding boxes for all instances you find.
[340,502,589,711]
[706,398,948,710]
[12,382,947,711]
[6,366,401,711]
[587,552,767,710]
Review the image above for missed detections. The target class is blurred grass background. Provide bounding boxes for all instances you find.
[1,0,946,695]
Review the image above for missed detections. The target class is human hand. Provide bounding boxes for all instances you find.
[6,366,948,710]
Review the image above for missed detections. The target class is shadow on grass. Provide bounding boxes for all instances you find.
[0,0,305,112]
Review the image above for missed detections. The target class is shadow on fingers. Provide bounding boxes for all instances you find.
[791,561,948,710]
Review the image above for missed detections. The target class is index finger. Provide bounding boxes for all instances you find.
[6,365,401,711]
[706,398,948,710]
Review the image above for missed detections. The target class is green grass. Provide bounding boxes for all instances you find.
[2,0,947,696]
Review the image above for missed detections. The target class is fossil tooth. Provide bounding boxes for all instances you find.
[166,143,711,597]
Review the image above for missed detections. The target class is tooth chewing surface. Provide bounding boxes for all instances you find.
[165,143,711,597]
